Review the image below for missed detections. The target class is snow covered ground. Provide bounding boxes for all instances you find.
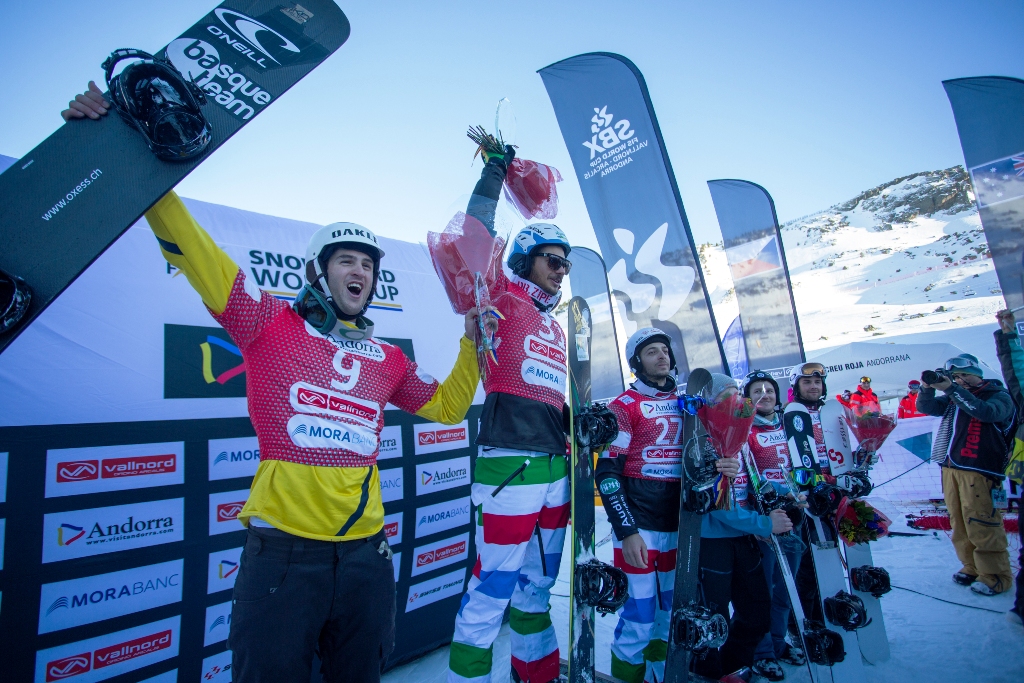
[385,505,1023,683]
[701,167,1004,370]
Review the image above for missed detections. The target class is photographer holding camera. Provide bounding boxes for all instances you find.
[917,353,1015,596]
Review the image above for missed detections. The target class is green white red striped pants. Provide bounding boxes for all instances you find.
[447,447,570,683]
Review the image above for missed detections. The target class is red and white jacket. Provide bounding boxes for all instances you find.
[606,381,684,481]
[596,380,684,538]
[484,270,567,409]
[475,269,569,454]
[745,419,792,488]
[216,272,439,467]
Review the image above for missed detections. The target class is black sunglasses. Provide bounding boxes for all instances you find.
[535,252,572,273]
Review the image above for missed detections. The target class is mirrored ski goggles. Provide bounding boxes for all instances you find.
[0,268,32,333]
[945,357,980,372]
[793,362,826,378]
[745,370,775,383]
[860,376,871,384]
[792,467,818,487]
[536,252,572,273]
[677,394,706,416]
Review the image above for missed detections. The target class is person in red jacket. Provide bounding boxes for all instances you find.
[898,380,926,418]
[849,376,880,416]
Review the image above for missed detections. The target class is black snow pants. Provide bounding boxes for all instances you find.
[228,525,397,683]
[693,535,772,679]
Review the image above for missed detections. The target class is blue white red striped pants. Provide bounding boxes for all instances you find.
[610,529,677,683]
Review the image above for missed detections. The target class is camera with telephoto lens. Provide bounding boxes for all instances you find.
[921,368,953,385]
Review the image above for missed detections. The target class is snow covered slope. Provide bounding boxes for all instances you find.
[701,166,1003,368]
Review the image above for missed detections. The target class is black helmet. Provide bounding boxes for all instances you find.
[743,370,781,409]
[103,48,212,161]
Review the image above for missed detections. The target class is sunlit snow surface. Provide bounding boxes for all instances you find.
[384,506,1022,683]
[701,167,1004,370]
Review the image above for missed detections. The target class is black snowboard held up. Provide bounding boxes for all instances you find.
[0,0,350,354]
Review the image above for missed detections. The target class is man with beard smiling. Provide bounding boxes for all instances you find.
[62,88,487,683]
[447,146,574,683]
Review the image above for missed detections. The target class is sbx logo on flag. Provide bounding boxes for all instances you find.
[583,106,634,160]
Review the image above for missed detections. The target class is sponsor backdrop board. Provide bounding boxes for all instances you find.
[0,189,486,679]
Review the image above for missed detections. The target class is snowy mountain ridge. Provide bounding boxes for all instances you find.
[700,165,1002,365]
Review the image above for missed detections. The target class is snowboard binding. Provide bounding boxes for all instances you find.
[823,590,870,631]
[573,558,629,615]
[573,403,618,452]
[681,434,719,514]
[835,470,873,498]
[102,48,212,161]
[850,565,892,598]
[0,268,32,334]
[806,482,844,517]
[670,605,729,652]
[802,620,846,665]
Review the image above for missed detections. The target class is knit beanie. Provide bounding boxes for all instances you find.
[709,373,738,402]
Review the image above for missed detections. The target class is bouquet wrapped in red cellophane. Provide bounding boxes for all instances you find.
[426,212,505,379]
[698,392,756,509]
[505,158,562,220]
[843,406,897,462]
[467,124,562,221]
[836,497,892,546]
[426,212,504,316]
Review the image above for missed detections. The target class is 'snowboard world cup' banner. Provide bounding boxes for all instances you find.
[540,53,726,377]
[0,188,485,680]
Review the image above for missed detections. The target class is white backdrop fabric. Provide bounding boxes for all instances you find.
[806,341,998,398]
[0,196,480,427]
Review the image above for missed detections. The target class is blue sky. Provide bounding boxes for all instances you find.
[2,1,1021,251]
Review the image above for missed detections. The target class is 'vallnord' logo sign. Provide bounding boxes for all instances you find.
[57,461,98,482]
[418,427,466,446]
[216,503,245,522]
[416,540,467,567]
[46,653,91,680]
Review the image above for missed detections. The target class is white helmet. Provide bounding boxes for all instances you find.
[293,222,385,339]
[625,327,676,374]
[304,222,384,311]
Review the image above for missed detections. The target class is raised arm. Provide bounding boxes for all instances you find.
[145,191,239,314]
[465,147,514,238]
